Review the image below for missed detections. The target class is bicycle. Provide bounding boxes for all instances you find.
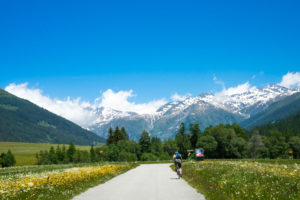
[176,166,181,179]
[175,161,182,179]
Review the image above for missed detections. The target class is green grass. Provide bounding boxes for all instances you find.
[0,142,91,166]
[182,159,300,200]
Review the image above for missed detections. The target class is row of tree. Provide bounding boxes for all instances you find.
[101,126,175,161]
[0,150,16,167]
[36,121,300,165]
[36,143,100,165]
[103,122,300,160]
[176,122,300,159]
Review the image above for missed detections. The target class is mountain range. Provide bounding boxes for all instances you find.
[87,85,300,140]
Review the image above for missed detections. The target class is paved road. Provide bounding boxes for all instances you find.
[73,163,206,200]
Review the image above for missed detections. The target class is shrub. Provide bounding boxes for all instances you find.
[140,153,158,161]
[0,150,16,167]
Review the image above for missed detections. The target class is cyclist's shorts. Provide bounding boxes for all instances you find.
[175,159,182,168]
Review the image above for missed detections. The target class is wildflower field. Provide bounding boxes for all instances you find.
[183,160,300,200]
[0,162,135,200]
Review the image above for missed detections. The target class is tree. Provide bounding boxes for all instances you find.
[226,123,249,140]
[196,135,217,158]
[288,136,300,159]
[163,138,178,156]
[119,151,137,162]
[175,122,191,158]
[61,145,68,163]
[49,146,57,164]
[111,126,128,144]
[205,124,245,158]
[248,130,267,158]
[264,130,289,158]
[150,137,163,157]
[140,153,158,161]
[120,127,129,141]
[230,136,247,158]
[106,144,120,161]
[56,145,65,163]
[190,123,201,148]
[67,142,76,162]
[90,145,96,162]
[106,126,114,145]
[139,130,151,153]
[1,150,16,167]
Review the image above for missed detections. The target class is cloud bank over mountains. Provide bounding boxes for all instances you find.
[97,89,167,114]
[5,83,167,127]
[5,82,96,127]
[279,72,300,88]
[5,72,300,128]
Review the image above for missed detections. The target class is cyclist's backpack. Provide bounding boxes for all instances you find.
[175,152,181,159]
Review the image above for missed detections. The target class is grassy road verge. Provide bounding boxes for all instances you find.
[0,162,138,200]
[182,160,300,200]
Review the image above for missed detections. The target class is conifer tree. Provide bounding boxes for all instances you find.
[190,123,201,149]
[49,146,57,164]
[90,145,96,162]
[67,142,76,162]
[113,126,120,144]
[139,130,151,153]
[175,122,191,158]
[120,127,129,141]
[56,145,64,163]
[62,145,68,163]
[106,126,114,145]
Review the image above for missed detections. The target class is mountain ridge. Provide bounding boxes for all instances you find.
[0,89,105,145]
[88,84,300,139]
[240,92,300,130]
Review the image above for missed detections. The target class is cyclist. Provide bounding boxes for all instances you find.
[173,151,182,177]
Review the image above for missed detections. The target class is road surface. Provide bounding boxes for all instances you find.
[73,163,206,200]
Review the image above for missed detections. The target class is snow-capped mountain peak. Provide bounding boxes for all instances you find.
[88,84,300,139]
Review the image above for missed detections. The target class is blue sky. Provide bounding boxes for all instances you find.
[1,0,300,103]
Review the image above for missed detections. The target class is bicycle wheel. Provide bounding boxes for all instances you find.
[177,168,180,179]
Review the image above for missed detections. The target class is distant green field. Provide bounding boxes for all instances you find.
[0,142,91,166]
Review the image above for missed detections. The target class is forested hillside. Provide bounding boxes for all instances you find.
[241,92,300,129]
[0,89,105,145]
[253,110,300,137]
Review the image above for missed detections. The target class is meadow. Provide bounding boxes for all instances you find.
[0,142,91,166]
[182,159,300,200]
[0,162,136,200]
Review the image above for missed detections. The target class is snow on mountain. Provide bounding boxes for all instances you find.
[88,85,300,139]
[92,107,137,126]
[199,84,300,117]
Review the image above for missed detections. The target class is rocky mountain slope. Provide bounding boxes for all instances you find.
[241,92,300,129]
[88,85,300,140]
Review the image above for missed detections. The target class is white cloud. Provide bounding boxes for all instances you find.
[213,75,225,90]
[213,75,255,96]
[279,72,300,88]
[5,83,96,128]
[220,82,254,96]
[171,93,191,101]
[98,89,167,114]
[213,82,257,106]
[5,83,167,127]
